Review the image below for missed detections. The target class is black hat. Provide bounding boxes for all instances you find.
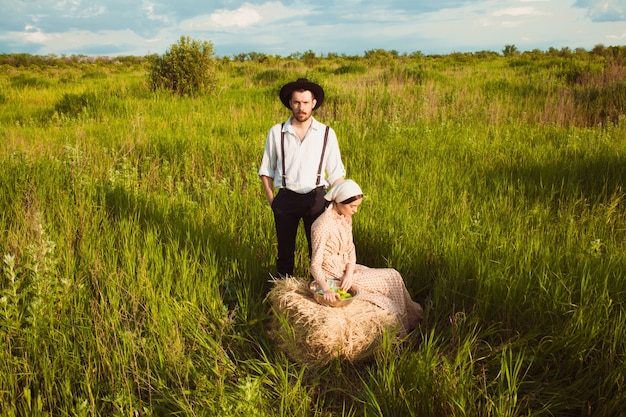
[279,78,324,109]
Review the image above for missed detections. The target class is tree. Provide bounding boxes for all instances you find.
[149,36,216,96]
[502,44,519,57]
[302,50,318,66]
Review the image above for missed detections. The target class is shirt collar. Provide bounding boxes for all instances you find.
[285,116,320,131]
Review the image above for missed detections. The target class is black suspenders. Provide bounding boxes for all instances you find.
[280,123,330,189]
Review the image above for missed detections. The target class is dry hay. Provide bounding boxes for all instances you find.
[266,276,401,367]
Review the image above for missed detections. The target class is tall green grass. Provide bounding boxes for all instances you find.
[1,54,625,415]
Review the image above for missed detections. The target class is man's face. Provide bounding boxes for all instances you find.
[289,90,316,122]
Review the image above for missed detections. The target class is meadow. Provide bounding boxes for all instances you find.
[1,48,626,416]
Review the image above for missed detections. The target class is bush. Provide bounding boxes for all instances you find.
[254,69,283,85]
[54,92,99,118]
[334,63,367,75]
[149,36,216,96]
[10,74,51,89]
[82,71,108,80]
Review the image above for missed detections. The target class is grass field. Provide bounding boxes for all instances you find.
[1,49,626,416]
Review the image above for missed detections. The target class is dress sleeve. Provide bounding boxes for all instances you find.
[347,230,357,264]
[310,215,329,284]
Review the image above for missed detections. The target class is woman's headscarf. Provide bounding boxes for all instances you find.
[324,179,363,203]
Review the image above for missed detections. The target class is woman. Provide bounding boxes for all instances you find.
[310,179,423,334]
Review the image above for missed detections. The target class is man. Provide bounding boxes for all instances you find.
[259,78,346,277]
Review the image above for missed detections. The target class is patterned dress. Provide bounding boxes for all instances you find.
[310,206,423,334]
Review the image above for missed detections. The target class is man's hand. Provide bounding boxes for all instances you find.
[261,175,275,205]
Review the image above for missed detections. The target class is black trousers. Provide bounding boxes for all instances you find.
[271,187,326,276]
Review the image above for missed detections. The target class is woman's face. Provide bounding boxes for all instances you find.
[335,198,363,218]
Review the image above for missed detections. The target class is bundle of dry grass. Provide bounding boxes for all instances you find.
[266,276,401,367]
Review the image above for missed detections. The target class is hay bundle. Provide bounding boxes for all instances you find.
[266,276,401,367]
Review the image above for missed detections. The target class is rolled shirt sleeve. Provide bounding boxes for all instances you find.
[322,127,346,186]
[258,123,280,181]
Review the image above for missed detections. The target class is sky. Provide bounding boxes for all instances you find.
[0,0,624,58]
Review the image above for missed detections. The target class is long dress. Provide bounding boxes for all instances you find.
[310,205,423,334]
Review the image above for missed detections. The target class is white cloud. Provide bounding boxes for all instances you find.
[575,0,626,21]
[180,2,308,31]
[2,26,163,55]
[403,0,599,52]
[493,7,545,16]
[53,0,80,13]
[211,5,261,28]
[75,5,107,18]
[23,29,49,44]
[501,20,522,27]
[52,0,106,18]
[0,0,624,57]
[143,1,170,23]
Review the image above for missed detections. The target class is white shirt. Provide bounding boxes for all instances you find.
[258,117,346,194]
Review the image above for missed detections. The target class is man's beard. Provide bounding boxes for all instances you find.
[294,111,311,122]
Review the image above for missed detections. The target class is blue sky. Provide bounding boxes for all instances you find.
[0,0,624,57]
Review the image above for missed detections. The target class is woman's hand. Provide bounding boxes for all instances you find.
[340,275,353,292]
[323,289,339,303]
[340,263,356,291]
